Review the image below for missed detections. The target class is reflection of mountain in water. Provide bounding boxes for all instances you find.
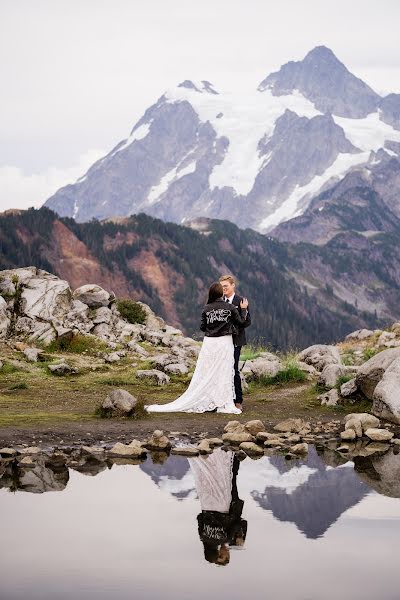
[251,448,369,539]
[140,456,195,500]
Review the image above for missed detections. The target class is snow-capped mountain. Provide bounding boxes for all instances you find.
[44,46,400,232]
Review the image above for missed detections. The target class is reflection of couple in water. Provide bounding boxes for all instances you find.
[189,448,247,566]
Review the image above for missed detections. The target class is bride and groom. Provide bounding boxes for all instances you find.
[146,275,251,414]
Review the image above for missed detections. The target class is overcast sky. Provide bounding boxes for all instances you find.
[1,0,400,211]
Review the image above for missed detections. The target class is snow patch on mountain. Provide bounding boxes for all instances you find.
[260,150,371,231]
[165,86,321,196]
[109,121,152,158]
[333,112,400,152]
[148,159,197,204]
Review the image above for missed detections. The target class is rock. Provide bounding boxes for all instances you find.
[48,361,76,375]
[0,296,10,338]
[344,413,380,436]
[287,434,301,443]
[104,352,122,363]
[164,363,189,375]
[297,344,341,371]
[273,418,310,433]
[109,441,146,457]
[197,439,213,454]
[291,443,308,455]
[149,353,173,368]
[92,306,112,324]
[18,446,41,455]
[340,378,358,397]
[0,447,17,457]
[341,429,357,440]
[244,420,265,435]
[365,428,394,442]
[18,456,36,466]
[356,347,400,399]
[81,446,105,458]
[319,388,339,406]
[239,442,264,456]
[264,439,285,447]
[171,447,199,457]
[372,356,400,424]
[145,430,171,451]
[256,432,283,442]
[318,364,347,388]
[128,343,149,357]
[377,331,396,347]
[241,355,282,380]
[102,389,137,416]
[23,347,42,362]
[345,329,374,341]
[136,302,165,331]
[18,270,72,321]
[297,361,318,375]
[206,438,224,447]
[222,431,254,444]
[136,369,170,385]
[224,421,244,433]
[73,284,113,308]
[143,330,164,345]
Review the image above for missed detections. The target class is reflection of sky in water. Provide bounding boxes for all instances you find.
[0,448,400,600]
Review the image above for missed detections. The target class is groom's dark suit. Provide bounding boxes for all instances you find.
[225,294,251,405]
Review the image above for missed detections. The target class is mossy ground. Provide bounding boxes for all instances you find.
[0,343,369,445]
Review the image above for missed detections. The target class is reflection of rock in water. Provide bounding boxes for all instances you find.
[354,449,400,498]
[70,459,108,477]
[0,458,69,493]
[140,455,194,499]
[252,447,369,539]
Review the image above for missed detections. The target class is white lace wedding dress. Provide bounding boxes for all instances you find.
[145,335,241,414]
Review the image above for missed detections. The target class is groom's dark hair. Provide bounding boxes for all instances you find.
[207,282,223,304]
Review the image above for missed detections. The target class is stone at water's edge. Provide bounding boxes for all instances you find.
[372,357,400,424]
[364,428,394,442]
[145,430,171,451]
[239,442,264,456]
[108,441,146,457]
[171,447,199,457]
[244,420,265,435]
[273,418,310,433]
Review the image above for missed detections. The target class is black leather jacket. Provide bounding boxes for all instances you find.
[200,299,249,337]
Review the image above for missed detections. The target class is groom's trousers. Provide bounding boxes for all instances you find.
[234,346,243,405]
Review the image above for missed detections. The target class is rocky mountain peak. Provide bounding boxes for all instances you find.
[177,80,218,94]
[258,46,381,118]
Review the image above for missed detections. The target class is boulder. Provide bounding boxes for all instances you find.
[273,418,310,434]
[81,446,105,459]
[345,329,374,341]
[23,347,41,362]
[197,439,213,454]
[318,364,347,388]
[343,413,380,438]
[365,428,394,442]
[372,356,400,424]
[244,420,265,435]
[224,421,244,433]
[18,270,72,321]
[48,361,77,375]
[0,447,17,457]
[145,430,171,451]
[135,302,165,331]
[356,347,400,399]
[143,330,164,345]
[136,370,170,385]
[164,363,189,375]
[148,353,173,368]
[340,429,357,441]
[319,389,339,406]
[222,431,254,444]
[171,447,199,457]
[297,344,341,371]
[102,389,137,416]
[376,331,396,347]
[92,306,112,324]
[128,342,149,357]
[73,284,113,308]
[108,441,146,457]
[340,378,358,397]
[0,296,10,338]
[241,356,282,380]
[256,432,284,443]
[104,352,122,363]
[291,443,308,455]
[239,442,264,456]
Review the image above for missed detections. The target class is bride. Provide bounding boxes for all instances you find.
[146,282,249,414]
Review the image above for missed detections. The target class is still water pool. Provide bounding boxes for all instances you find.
[1,446,399,600]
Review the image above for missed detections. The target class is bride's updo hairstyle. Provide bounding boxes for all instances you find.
[207,282,223,304]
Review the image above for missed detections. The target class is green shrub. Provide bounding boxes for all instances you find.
[0,362,19,374]
[9,382,28,390]
[47,334,107,354]
[116,299,147,325]
[241,344,267,361]
[259,360,307,386]
[363,347,379,361]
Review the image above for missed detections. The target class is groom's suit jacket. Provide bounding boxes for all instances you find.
[230,294,251,347]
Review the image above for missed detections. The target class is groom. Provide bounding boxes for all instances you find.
[219,275,251,409]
